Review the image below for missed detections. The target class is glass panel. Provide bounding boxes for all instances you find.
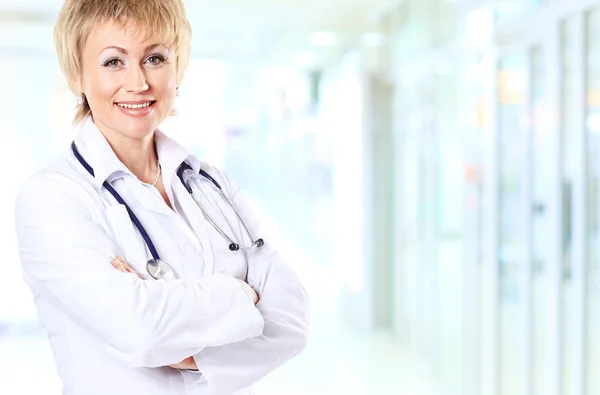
[530,44,553,395]
[498,52,528,395]
[560,17,577,395]
[585,8,600,395]
[419,80,439,364]
[434,65,465,395]
[396,82,422,348]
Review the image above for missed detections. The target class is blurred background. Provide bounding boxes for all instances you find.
[0,0,599,394]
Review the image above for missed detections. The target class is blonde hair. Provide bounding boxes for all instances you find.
[54,0,192,123]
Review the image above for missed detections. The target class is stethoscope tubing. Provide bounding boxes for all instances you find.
[71,142,162,262]
[71,142,264,267]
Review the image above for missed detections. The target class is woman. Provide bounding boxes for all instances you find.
[14,1,309,394]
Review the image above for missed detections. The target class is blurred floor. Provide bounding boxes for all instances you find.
[254,268,441,395]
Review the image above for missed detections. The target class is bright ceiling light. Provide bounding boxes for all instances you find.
[310,31,338,48]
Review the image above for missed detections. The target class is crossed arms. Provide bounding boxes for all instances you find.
[15,173,310,394]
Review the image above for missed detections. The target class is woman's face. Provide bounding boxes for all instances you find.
[79,21,177,141]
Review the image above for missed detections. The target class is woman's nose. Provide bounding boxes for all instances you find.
[123,64,149,93]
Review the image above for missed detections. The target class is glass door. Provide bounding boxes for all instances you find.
[559,15,584,395]
[492,4,600,395]
[530,41,561,395]
[497,51,529,395]
[497,39,564,395]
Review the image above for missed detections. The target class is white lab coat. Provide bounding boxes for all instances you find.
[14,117,310,395]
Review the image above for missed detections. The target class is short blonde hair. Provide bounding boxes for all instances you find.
[54,0,192,123]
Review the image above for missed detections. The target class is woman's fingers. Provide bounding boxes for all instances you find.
[111,257,127,273]
[115,256,131,271]
[111,256,143,279]
[237,279,259,304]
[125,267,142,278]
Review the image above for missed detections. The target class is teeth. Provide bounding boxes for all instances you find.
[117,102,152,109]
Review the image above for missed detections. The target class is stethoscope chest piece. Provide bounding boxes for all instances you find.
[146,259,176,280]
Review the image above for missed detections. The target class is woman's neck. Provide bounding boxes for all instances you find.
[94,119,159,184]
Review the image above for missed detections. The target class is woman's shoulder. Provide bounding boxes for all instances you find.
[196,161,238,193]
[197,161,225,179]
[16,152,99,212]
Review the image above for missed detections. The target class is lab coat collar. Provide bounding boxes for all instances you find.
[73,116,201,189]
[154,128,201,192]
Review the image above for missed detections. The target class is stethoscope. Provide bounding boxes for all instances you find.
[71,142,264,281]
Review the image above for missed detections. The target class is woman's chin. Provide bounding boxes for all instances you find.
[116,112,162,138]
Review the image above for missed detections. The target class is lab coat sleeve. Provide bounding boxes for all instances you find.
[14,173,264,368]
[181,168,310,394]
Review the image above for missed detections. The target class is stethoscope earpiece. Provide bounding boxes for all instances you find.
[229,243,240,251]
[255,238,264,248]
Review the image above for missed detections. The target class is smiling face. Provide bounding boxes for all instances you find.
[79,20,178,142]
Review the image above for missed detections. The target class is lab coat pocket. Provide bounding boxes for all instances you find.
[105,204,149,276]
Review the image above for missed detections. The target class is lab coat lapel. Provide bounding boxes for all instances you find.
[73,117,130,189]
[154,129,201,206]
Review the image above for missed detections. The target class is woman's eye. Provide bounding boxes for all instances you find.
[146,55,164,65]
[103,58,121,68]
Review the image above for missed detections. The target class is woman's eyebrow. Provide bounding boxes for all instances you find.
[99,44,165,56]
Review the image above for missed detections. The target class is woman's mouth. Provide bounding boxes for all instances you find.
[115,101,157,117]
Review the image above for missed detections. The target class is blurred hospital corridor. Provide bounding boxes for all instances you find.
[2,0,600,395]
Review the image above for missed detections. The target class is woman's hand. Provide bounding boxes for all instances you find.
[168,356,198,370]
[237,279,259,305]
[111,256,143,279]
